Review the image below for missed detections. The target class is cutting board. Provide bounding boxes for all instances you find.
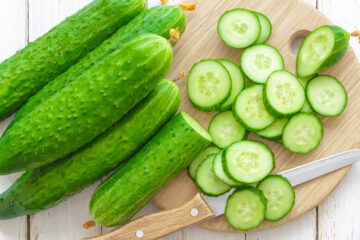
[152,0,360,233]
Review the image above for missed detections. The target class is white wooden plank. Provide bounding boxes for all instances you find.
[0,0,28,240]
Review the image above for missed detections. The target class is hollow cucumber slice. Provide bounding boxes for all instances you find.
[256,118,288,140]
[254,12,272,44]
[212,151,242,187]
[188,146,221,180]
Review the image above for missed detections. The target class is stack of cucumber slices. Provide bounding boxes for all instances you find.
[187,8,350,231]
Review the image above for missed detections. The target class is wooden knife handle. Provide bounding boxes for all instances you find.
[84,193,215,240]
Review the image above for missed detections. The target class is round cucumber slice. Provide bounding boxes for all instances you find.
[217,9,261,49]
[217,59,245,111]
[264,70,305,117]
[282,113,323,153]
[212,151,242,187]
[257,175,295,221]
[196,155,231,196]
[306,75,347,116]
[188,146,220,180]
[223,140,275,183]
[187,60,232,111]
[254,12,272,44]
[233,85,275,131]
[256,118,288,140]
[209,111,247,148]
[241,44,284,84]
[225,186,267,231]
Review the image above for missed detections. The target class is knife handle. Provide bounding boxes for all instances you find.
[84,193,215,240]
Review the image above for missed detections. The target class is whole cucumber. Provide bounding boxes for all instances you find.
[0,34,173,174]
[6,6,186,131]
[90,111,212,227]
[0,80,180,219]
[0,0,147,120]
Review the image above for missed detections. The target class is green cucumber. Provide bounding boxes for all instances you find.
[254,12,272,44]
[0,34,173,174]
[5,6,187,132]
[90,111,212,227]
[0,0,147,120]
[298,74,316,113]
[212,151,242,187]
[0,80,180,219]
[297,25,350,77]
[188,146,220,180]
[256,118,288,140]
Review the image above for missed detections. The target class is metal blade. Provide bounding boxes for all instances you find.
[203,149,360,216]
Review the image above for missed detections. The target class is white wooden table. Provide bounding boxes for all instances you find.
[0,0,359,239]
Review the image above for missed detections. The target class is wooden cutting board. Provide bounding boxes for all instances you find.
[152,0,360,233]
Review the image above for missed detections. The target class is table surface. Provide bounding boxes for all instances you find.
[0,0,359,239]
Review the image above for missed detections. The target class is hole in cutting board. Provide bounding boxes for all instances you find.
[290,30,311,56]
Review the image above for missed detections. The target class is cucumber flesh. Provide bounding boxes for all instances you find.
[298,75,316,113]
[282,113,323,153]
[196,155,231,196]
[257,175,295,221]
[223,140,274,184]
[212,151,242,187]
[208,111,247,148]
[256,118,288,140]
[254,12,272,44]
[218,9,261,49]
[187,60,232,111]
[306,75,347,116]
[188,146,220,180]
[241,44,284,84]
[225,186,267,231]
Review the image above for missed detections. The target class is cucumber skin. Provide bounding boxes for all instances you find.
[0,34,173,174]
[90,111,212,227]
[0,80,180,219]
[0,0,147,120]
[5,6,186,132]
[297,25,350,77]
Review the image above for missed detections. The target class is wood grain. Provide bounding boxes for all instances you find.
[153,0,360,233]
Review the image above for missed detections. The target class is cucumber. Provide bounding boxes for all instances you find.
[188,146,220,180]
[306,75,347,116]
[298,75,316,113]
[256,118,288,140]
[241,44,284,84]
[254,12,272,44]
[297,25,350,77]
[0,34,173,175]
[196,155,231,196]
[187,60,232,111]
[208,111,247,148]
[233,85,275,131]
[282,113,323,153]
[264,70,305,117]
[0,0,147,120]
[212,151,242,187]
[298,74,317,86]
[225,186,267,231]
[223,140,274,184]
[5,6,187,132]
[217,9,261,49]
[217,60,245,111]
[90,111,212,227]
[300,100,313,113]
[0,80,180,219]
[257,175,295,221]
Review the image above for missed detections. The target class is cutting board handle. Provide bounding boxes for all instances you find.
[84,193,215,240]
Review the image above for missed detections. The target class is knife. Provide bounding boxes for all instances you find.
[85,149,360,240]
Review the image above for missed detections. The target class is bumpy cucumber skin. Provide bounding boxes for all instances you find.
[0,34,173,174]
[5,6,186,132]
[90,111,212,227]
[225,186,267,231]
[0,80,180,219]
[0,0,147,120]
[257,174,295,222]
[297,25,350,77]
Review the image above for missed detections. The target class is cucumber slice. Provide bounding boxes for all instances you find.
[233,85,275,131]
[209,111,247,148]
[257,175,295,221]
[217,9,261,49]
[187,60,232,111]
[298,74,316,113]
[298,74,317,87]
[306,75,347,116]
[264,70,305,117]
[283,113,323,153]
[212,151,242,187]
[217,60,245,111]
[297,25,350,77]
[188,146,221,180]
[241,44,284,84]
[244,75,255,88]
[223,140,275,184]
[225,186,267,231]
[196,155,231,196]
[256,118,288,140]
[300,100,313,113]
[254,12,272,44]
